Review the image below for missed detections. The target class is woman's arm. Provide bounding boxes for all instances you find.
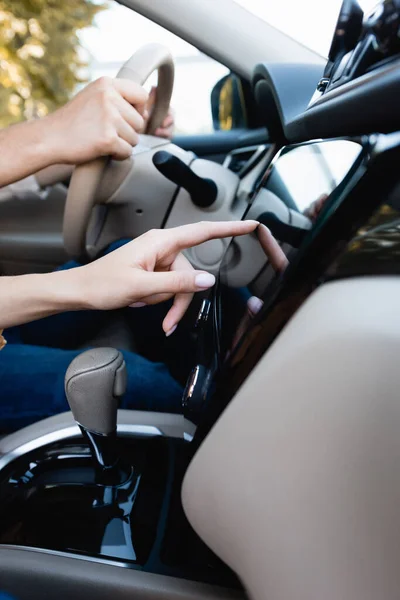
[0,220,264,335]
[0,269,86,329]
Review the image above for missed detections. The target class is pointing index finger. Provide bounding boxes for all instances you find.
[165,220,259,253]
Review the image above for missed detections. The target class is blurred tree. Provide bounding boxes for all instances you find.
[0,0,107,127]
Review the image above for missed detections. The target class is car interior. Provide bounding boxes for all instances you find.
[1,0,400,598]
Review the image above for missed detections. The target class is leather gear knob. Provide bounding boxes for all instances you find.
[65,348,127,435]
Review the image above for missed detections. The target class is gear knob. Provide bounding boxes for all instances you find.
[65,348,127,435]
[65,348,127,485]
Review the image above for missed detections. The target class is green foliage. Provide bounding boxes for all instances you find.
[0,0,107,127]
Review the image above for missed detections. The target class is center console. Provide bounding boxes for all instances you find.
[0,349,239,589]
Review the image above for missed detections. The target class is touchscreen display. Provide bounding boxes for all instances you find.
[183,139,364,423]
[216,139,363,362]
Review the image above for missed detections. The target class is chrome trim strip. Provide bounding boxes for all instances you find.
[0,424,162,472]
[0,544,135,569]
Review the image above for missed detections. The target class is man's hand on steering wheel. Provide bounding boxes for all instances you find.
[45,77,149,165]
[145,86,175,139]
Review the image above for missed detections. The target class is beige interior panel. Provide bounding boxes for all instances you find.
[0,546,245,600]
[183,277,400,600]
[126,0,323,79]
[166,158,241,273]
[92,139,191,253]
[95,143,250,274]
[0,183,68,274]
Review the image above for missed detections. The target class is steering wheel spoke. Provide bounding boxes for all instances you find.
[63,43,174,261]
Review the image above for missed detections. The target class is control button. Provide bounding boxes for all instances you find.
[195,299,211,329]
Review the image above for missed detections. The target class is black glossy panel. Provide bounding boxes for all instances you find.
[173,128,268,156]
[193,132,400,443]
[0,435,239,587]
[252,63,324,142]
[288,59,400,142]
[258,139,362,212]
[0,437,167,564]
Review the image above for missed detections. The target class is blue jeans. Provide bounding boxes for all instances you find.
[0,240,184,433]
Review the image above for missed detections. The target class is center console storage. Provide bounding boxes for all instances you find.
[0,432,238,587]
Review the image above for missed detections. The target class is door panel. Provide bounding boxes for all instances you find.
[0,184,68,275]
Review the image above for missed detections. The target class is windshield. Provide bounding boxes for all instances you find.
[233,0,380,57]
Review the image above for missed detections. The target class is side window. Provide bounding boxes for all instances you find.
[0,0,229,135]
[81,2,230,136]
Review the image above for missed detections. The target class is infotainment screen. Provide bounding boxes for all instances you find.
[183,138,365,423]
[216,139,363,362]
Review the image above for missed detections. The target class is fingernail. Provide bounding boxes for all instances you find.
[130,302,146,308]
[195,273,216,289]
[165,324,177,337]
[247,296,264,316]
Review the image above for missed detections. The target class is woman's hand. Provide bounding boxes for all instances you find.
[258,224,289,272]
[78,220,259,335]
[228,225,288,352]
[0,220,262,333]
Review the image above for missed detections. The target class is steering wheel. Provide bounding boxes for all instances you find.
[63,43,174,261]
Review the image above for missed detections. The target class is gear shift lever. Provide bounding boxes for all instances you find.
[65,348,127,484]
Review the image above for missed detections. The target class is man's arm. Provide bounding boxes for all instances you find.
[0,119,59,188]
[0,80,176,193]
[0,77,148,188]
[35,164,74,187]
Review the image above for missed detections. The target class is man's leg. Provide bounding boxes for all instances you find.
[0,343,182,434]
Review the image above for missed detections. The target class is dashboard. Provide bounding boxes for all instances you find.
[180,0,400,440]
